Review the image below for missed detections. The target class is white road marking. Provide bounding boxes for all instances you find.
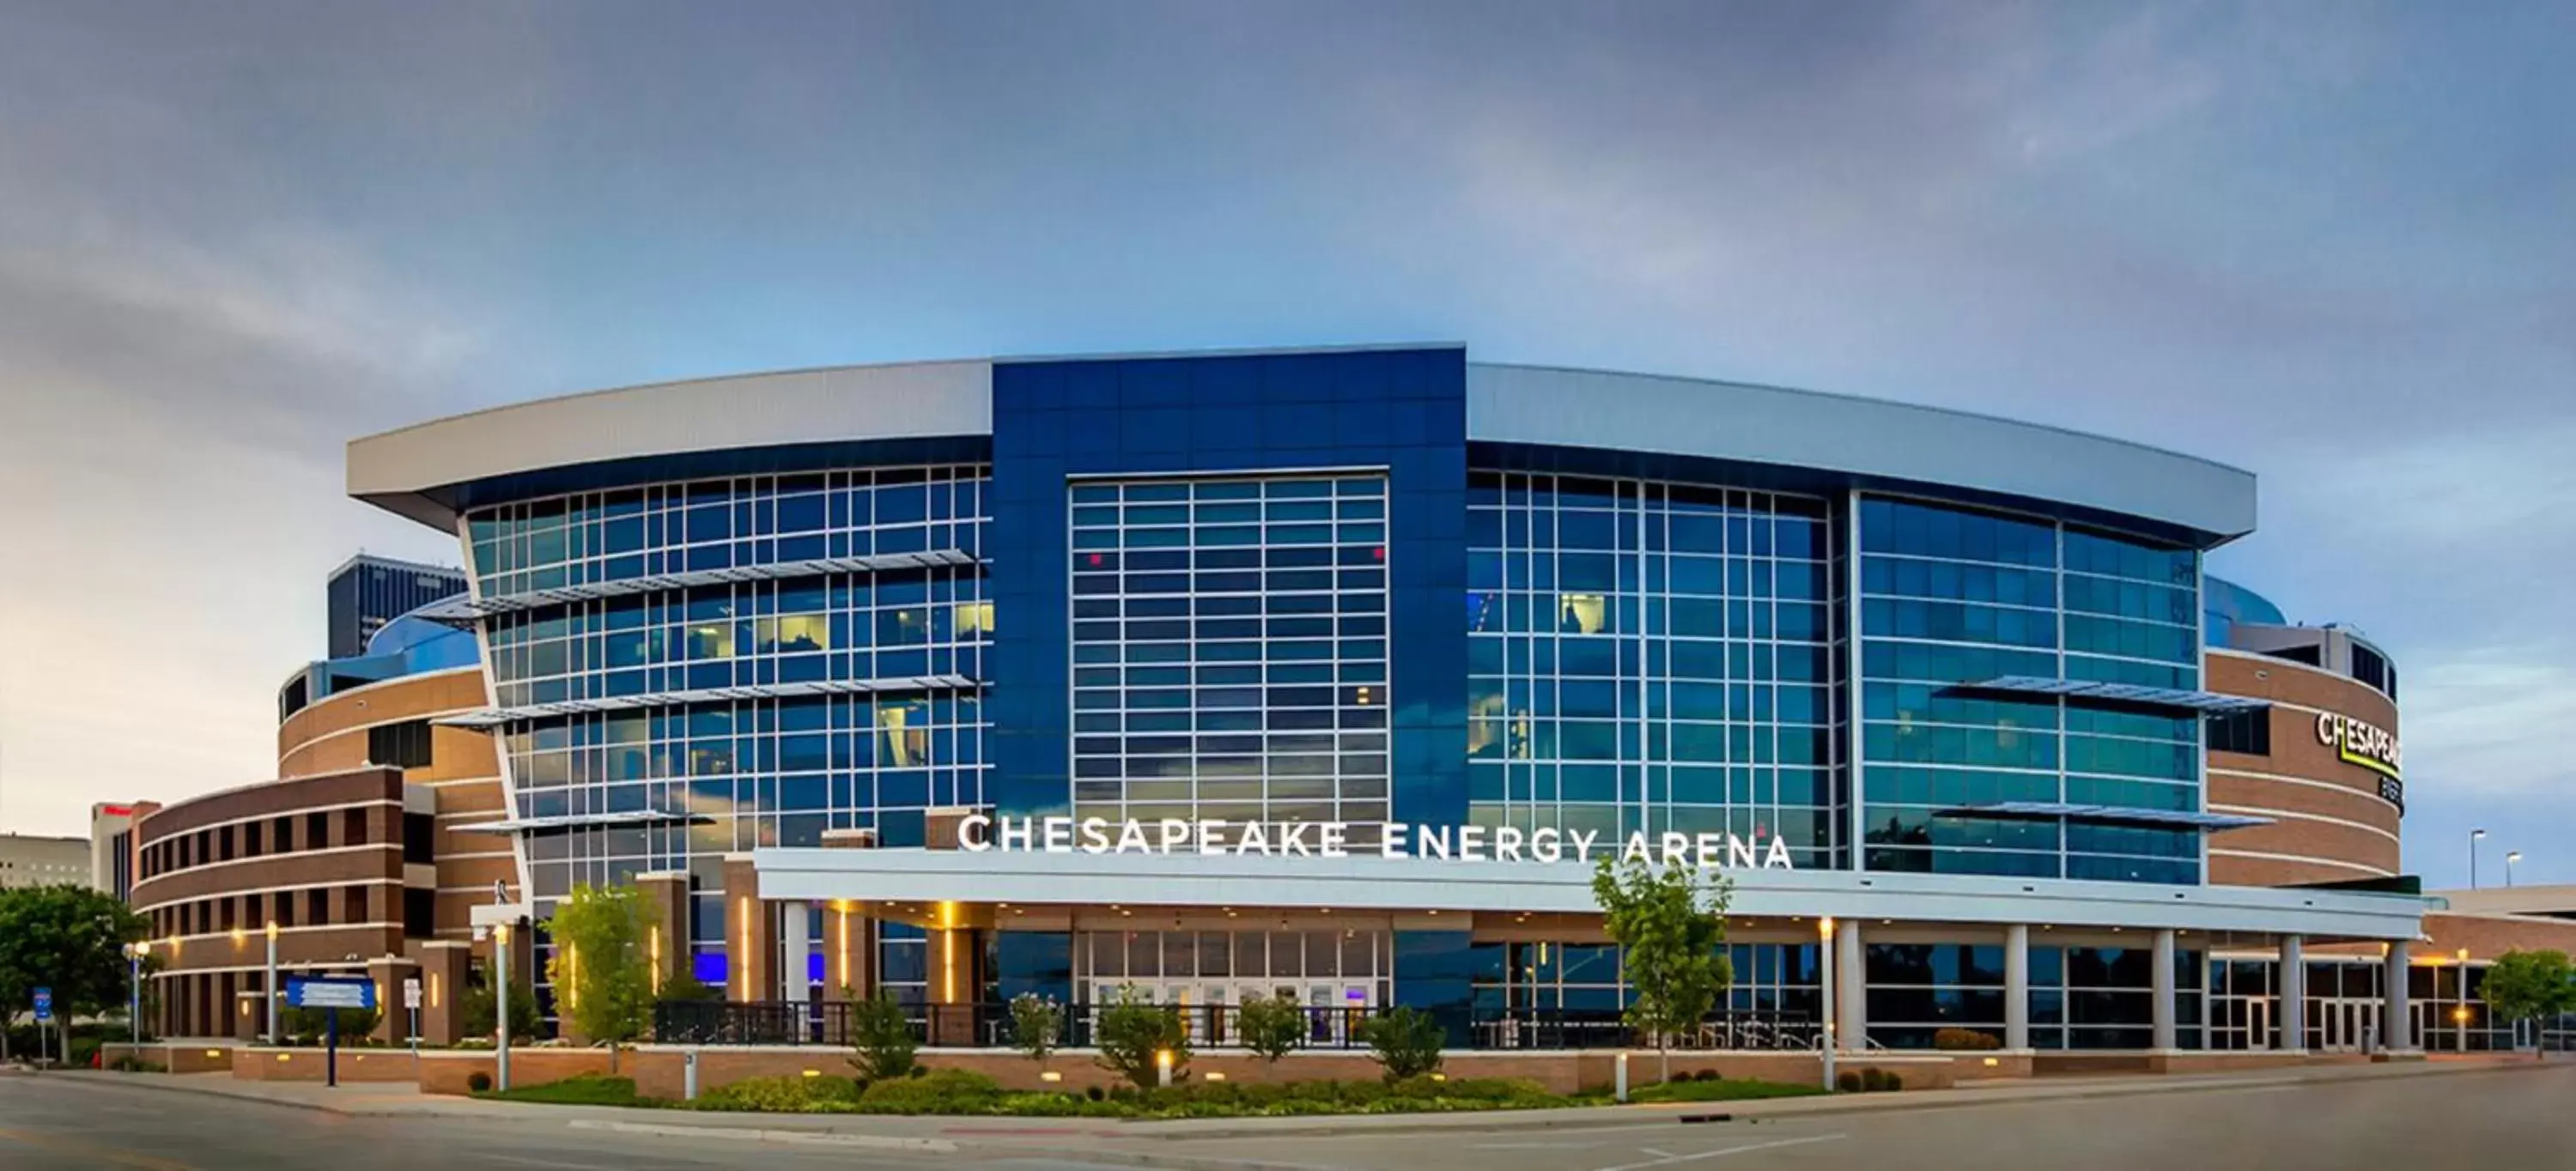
[1586,1133,1846,1171]
[488,1156,639,1171]
[1640,1149,1677,1159]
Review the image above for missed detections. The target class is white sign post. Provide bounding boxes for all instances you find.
[404,978,423,1052]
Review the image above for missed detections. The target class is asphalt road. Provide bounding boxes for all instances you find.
[4,1065,2573,1171]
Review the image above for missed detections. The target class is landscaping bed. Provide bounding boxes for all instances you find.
[475,1068,1833,1118]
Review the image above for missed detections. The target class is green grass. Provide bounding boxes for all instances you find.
[1625,1077,1832,1104]
[476,1074,658,1107]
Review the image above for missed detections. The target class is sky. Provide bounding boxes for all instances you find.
[0,1,2566,887]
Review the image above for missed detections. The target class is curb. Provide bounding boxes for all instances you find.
[566,1119,959,1153]
[1100,1059,2566,1140]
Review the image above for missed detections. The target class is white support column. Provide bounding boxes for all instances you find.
[1837,919,1866,1049]
[2004,925,2031,1050]
[2277,936,2306,1052]
[2384,940,2414,1053]
[779,901,811,1004]
[2152,929,2178,1052]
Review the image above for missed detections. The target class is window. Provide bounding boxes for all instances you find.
[307,811,331,851]
[2205,708,2270,755]
[307,888,329,926]
[1070,474,1393,832]
[344,808,368,846]
[244,821,262,858]
[275,890,295,928]
[368,720,435,770]
[343,886,369,924]
[2349,642,2395,700]
[404,813,434,865]
[404,888,436,938]
[275,816,295,852]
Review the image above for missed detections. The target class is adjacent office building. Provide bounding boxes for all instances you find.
[0,832,94,890]
[326,554,467,660]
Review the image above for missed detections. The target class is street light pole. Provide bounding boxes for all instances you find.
[495,919,513,1092]
[2506,851,2523,888]
[1818,917,1838,1090]
[264,921,280,1045]
[125,943,145,1047]
[2470,828,2487,889]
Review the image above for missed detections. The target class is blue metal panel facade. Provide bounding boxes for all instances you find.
[987,349,1471,830]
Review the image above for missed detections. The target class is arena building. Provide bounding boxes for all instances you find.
[129,345,2574,1075]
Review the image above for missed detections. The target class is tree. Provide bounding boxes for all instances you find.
[1356,1005,1445,1082]
[1095,985,1189,1089]
[1008,992,1064,1071]
[846,989,919,1083]
[459,974,542,1043]
[282,1003,383,1044]
[543,883,660,1073]
[2480,950,2576,1059]
[1591,854,1734,1083]
[0,884,148,1060]
[1237,992,1307,1065]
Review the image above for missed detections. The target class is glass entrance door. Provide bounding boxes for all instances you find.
[2319,998,2381,1052]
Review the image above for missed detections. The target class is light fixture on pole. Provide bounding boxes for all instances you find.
[2470,828,2487,889]
[2506,851,2523,888]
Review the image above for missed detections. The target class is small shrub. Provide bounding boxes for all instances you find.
[1835,1070,1862,1093]
[1095,987,1190,1089]
[1931,1028,2002,1051]
[693,1073,863,1113]
[1355,1006,1445,1082]
[845,991,919,1083]
[1008,993,1064,1068]
[858,1068,1002,1113]
[467,1071,494,1093]
[1236,993,1308,1065]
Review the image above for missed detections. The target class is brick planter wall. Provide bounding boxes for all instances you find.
[231,1047,421,1083]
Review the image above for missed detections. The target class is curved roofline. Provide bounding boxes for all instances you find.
[1469,361,2253,482]
[350,344,2257,543]
[352,343,1466,447]
[352,355,994,446]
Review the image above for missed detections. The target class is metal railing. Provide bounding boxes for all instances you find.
[653,999,1820,1052]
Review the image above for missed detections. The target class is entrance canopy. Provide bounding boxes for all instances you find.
[750,847,2426,943]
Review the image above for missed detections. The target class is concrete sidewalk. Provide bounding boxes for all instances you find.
[36,1054,2559,1145]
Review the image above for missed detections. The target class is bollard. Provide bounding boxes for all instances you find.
[683,1049,701,1101]
[1615,1052,1630,1103]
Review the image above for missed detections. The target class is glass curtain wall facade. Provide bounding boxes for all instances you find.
[1855,496,2205,883]
[1068,473,1394,831]
[465,465,994,983]
[1465,472,1839,867]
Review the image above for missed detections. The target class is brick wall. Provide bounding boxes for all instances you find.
[231,1047,422,1083]
[2205,651,2403,884]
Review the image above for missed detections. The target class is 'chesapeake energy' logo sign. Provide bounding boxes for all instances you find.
[957,815,1797,871]
[2316,713,2402,780]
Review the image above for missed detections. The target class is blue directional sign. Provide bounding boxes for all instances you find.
[286,976,377,1011]
[31,987,51,1022]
